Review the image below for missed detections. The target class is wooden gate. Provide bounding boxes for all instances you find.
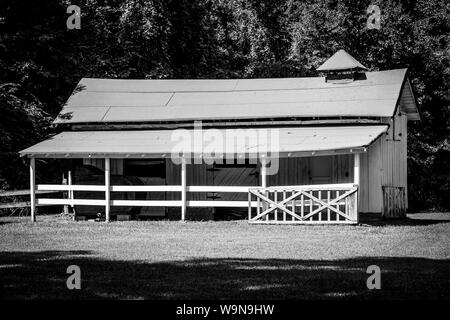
[248,184,358,224]
[382,186,406,219]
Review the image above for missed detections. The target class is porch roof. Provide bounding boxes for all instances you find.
[20,125,388,159]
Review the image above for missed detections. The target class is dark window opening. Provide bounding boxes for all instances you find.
[124,159,166,178]
[213,158,257,169]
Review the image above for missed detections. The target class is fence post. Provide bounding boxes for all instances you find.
[181,158,187,221]
[62,173,69,215]
[105,158,111,222]
[260,157,268,219]
[248,189,251,221]
[68,170,73,208]
[30,157,36,222]
[353,153,360,223]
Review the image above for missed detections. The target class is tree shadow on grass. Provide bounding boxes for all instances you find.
[0,251,448,300]
[359,214,450,226]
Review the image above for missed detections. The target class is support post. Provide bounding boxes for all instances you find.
[30,157,36,222]
[105,158,111,222]
[181,158,187,221]
[353,153,360,222]
[261,158,267,188]
[354,153,360,187]
[67,170,74,209]
[62,173,69,215]
[260,157,267,217]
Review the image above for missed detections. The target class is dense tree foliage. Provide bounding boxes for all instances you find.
[0,0,448,210]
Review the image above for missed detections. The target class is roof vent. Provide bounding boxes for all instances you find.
[317,49,368,83]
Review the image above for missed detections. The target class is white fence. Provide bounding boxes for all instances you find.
[248,184,358,224]
[35,184,258,213]
[0,189,58,210]
[33,183,358,224]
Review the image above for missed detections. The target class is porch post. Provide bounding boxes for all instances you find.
[105,158,111,222]
[181,158,187,221]
[68,170,73,209]
[260,157,267,215]
[30,157,36,222]
[353,153,360,222]
[260,158,267,188]
[62,173,69,215]
[354,153,360,187]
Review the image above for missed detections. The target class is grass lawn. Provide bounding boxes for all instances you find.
[0,213,449,300]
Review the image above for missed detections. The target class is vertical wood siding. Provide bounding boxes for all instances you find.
[360,108,408,213]
[267,155,352,186]
[165,161,208,201]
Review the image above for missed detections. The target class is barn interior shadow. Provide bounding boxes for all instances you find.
[0,251,448,300]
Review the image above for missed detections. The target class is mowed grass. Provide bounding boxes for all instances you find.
[0,213,449,300]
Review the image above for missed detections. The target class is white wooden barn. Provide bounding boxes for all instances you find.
[21,50,420,224]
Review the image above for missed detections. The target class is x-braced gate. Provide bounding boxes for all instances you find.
[248,184,358,224]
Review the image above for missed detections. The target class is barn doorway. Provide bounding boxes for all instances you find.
[123,159,166,217]
[309,156,333,184]
[208,160,259,219]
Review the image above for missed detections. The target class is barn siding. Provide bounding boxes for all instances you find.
[267,155,352,186]
[167,155,354,191]
[359,151,369,212]
[360,107,408,213]
[165,161,208,201]
[165,160,213,219]
[384,108,408,209]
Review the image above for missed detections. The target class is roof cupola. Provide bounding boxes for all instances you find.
[317,49,368,83]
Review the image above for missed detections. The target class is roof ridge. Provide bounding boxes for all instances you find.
[79,68,407,82]
[77,82,404,94]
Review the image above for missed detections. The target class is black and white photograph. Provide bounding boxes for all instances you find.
[0,0,448,311]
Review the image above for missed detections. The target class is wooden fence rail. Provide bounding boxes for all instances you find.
[32,184,259,209]
[0,189,59,210]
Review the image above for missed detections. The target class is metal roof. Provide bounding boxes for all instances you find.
[20,125,388,158]
[54,69,418,124]
[317,49,368,71]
